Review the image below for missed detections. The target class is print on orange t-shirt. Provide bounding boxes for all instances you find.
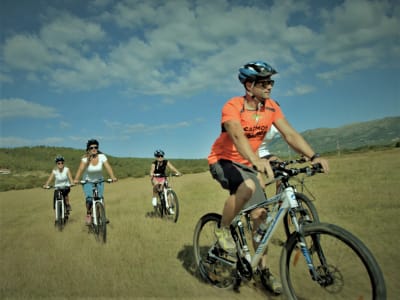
[208,96,284,166]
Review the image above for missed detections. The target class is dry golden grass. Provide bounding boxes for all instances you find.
[0,148,399,299]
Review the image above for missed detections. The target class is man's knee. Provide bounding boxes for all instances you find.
[250,207,267,221]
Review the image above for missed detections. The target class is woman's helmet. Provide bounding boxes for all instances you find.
[86,139,99,151]
[55,155,65,163]
[154,149,165,157]
[238,61,277,84]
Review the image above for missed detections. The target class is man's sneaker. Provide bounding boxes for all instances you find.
[168,207,174,214]
[85,215,92,225]
[214,226,236,254]
[66,204,72,211]
[259,268,282,294]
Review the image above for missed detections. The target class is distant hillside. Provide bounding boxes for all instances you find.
[0,116,399,191]
[0,146,208,191]
[269,116,400,155]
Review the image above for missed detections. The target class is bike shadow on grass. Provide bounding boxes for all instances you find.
[176,243,285,297]
[145,210,157,218]
[176,244,204,283]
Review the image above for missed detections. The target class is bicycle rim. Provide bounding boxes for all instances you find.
[158,194,165,218]
[165,190,179,223]
[280,223,386,300]
[56,201,64,231]
[193,213,235,289]
[95,202,107,243]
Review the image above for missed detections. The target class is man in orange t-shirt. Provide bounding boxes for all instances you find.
[208,61,329,294]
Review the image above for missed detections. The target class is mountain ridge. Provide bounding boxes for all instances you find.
[269,116,400,155]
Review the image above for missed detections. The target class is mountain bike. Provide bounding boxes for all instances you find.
[44,185,71,231]
[80,178,113,243]
[193,163,386,299]
[153,173,180,223]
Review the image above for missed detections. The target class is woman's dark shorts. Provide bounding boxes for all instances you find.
[209,160,265,208]
[53,187,70,209]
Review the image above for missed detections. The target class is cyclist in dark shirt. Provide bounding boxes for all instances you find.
[149,149,181,213]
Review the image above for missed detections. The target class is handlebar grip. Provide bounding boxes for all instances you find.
[312,163,324,173]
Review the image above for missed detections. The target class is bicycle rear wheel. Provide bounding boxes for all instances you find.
[280,223,386,300]
[165,189,179,223]
[283,192,319,238]
[193,213,235,289]
[95,202,107,243]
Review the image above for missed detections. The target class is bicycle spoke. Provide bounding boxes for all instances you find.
[193,214,235,289]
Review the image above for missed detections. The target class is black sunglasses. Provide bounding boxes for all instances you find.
[155,155,164,158]
[89,146,98,150]
[256,80,275,88]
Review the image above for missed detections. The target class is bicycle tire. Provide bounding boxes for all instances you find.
[165,189,179,223]
[193,213,235,289]
[283,192,319,238]
[280,222,386,300]
[55,200,64,231]
[159,193,165,218]
[95,202,107,243]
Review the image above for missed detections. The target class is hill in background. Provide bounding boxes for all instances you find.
[269,116,400,156]
[0,116,399,191]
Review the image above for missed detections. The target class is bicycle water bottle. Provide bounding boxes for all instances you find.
[253,222,268,243]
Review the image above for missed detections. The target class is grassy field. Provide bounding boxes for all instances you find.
[1,148,399,299]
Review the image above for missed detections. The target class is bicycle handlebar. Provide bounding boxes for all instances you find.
[79,178,114,185]
[270,157,307,167]
[43,185,73,189]
[152,173,181,178]
[265,163,323,186]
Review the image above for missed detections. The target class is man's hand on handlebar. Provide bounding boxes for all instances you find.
[311,157,329,173]
[252,159,275,179]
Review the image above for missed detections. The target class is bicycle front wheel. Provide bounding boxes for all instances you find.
[280,223,386,300]
[165,189,179,223]
[193,213,235,289]
[95,202,107,243]
[55,200,64,231]
[283,192,319,238]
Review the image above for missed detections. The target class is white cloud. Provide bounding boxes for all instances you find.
[284,84,315,97]
[0,98,60,119]
[0,136,66,148]
[1,0,399,96]
[104,119,190,134]
[3,35,52,71]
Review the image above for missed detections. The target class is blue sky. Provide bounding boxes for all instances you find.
[1,0,399,159]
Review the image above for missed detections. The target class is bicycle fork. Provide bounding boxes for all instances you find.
[295,232,333,287]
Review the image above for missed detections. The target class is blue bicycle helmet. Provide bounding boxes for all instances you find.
[238,61,277,84]
[154,149,165,157]
[55,155,65,163]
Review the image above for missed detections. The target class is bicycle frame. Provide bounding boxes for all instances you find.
[232,186,298,270]
[154,174,175,209]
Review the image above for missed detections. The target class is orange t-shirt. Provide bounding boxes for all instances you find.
[208,96,284,166]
